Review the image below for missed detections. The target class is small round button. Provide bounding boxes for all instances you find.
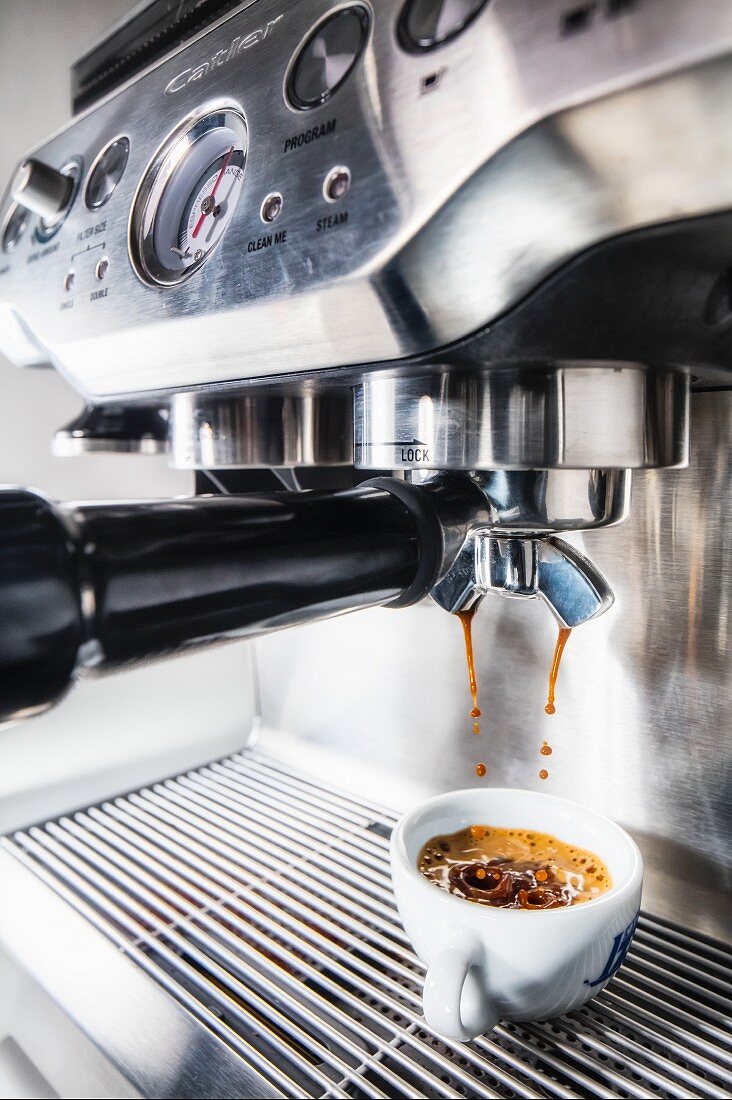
[85,136,130,210]
[399,0,488,52]
[63,269,75,292]
[1,203,30,253]
[324,166,351,203]
[95,256,109,281]
[287,5,370,110]
[261,192,283,223]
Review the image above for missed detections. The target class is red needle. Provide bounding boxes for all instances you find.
[192,145,234,240]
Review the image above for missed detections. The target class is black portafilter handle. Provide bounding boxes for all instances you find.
[0,478,477,727]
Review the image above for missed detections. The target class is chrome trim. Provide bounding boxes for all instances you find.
[431,532,616,628]
[128,104,248,287]
[170,389,353,466]
[355,366,689,470]
[83,134,131,210]
[282,2,373,114]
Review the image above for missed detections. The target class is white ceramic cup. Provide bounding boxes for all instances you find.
[390,787,643,1041]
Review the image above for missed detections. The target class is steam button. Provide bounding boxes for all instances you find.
[324,166,351,203]
[288,5,370,110]
[399,0,488,51]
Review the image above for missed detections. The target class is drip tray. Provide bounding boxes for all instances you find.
[2,750,731,1099]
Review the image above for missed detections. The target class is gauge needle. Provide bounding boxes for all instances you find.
[192,146,234,240]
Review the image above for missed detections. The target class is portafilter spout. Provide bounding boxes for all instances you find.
[429,467,620,627]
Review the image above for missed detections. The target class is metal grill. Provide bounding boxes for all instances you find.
[3,750,731,1099]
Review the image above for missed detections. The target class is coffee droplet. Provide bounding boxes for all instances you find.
[544,702,556,716]
[456,607,487,742]
[475,762,487,778]
[539,768,549,780]
[540,741,552,756]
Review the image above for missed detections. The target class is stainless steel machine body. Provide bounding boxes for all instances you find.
[0,0,731,1097]
[2,0,732,396]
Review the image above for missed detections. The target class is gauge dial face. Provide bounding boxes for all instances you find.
[130,108,247,287]
[173,148,245,269]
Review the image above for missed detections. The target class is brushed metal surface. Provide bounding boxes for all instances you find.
[355,366,690,470]
[467,468,633,532]
[3,1,732,396]
[170,389,353,466]
[255,391,732,942]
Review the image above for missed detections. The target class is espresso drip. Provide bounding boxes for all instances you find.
[456,607,481,724]
[545,626,572,715]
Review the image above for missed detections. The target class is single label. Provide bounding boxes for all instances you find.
[316,210,348,232]
[246,229,287,253]
[59,298,74,311]
[284,118,336,154]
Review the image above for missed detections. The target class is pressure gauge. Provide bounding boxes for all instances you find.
[130,108,247,287]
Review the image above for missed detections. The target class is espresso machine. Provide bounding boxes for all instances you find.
[0,0,730,1096]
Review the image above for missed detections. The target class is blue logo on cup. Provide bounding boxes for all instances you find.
[584,912,640,988]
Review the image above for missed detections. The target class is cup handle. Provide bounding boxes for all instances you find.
[423,936,499,1041]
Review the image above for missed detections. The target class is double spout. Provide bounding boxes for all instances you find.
[429,468,619,627]
[430,531,614,627]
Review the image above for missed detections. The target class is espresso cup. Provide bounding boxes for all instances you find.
[390,787,643,1041]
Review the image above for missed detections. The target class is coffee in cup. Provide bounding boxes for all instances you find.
[390,788,643,1040]
[418,824,611,909]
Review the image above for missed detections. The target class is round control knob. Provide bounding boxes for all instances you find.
[287,5,370,110]
[11,158,74,222]
[85,137,130,210]
[399,0,488,51]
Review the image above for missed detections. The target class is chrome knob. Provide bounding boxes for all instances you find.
[11,158,73,222]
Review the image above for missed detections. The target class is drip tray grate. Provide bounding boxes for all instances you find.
[3,750,731,1099]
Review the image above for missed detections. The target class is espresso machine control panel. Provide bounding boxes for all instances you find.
[3,0,732,399]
